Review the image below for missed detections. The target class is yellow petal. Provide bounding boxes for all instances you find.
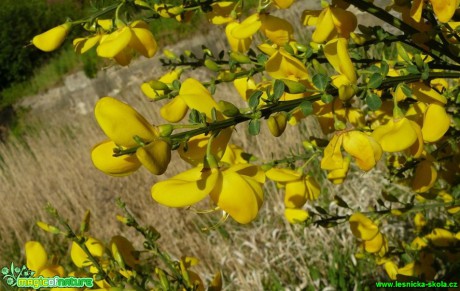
[91,140,141,176]
[74,35,101,54]
[363,232,384,253]
[412,160,437,193]
[209,171,261,224]
[312,7,335,43]
[39,265,65,277]
[95,97,157,147]
[207,1,238,25]
[384,261,398,280]
[220,144,248,165]
[321,134,344,170]
[178,78,220,120]
[226,163,265,184]
[301,10,321,26]
[25,241,48,274]
[349,213,379,240]
[324,38,356,83]
[343,131,382,171]
[371,118,418,152]
[421,103,450,142]
[32,23,71,52]
[231,14,261,39]
[225,22,252,53]
[426,228,456,246]
[284,208,309,223]
[179,127,232,166]
[265,168,302,182]
[71,237,105,268]
[259,14,293,45]
[97,27,132,58]
[136,140,171,175]
[160,97,189,123]
[410,0,424,22]
[272,0,295,9]
[152,167,220,207]
[398,262,417,277]
[327,156,350,184]
[408,121,424,158]
[430,0,458,22]
[304,175,321,200]
[284,179,307,208]
[330,7,357,38]
[130,26,158,58]
[410,82,447,104]
[110,235,139,268]
[265,48,309,80]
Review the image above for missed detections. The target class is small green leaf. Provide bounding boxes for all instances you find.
[282,79,306,94]
[272,79,285,101]
[406,64,419,74]
[248,119,260,135]
[312,59,328,76]
[334,195,350,209]
[172,79,181,90]
[248,90,262,109]
[382,191,399,203]
[257,54,268,64]
[211,107,218,122]
[188,109,200,124]
[368,73,383,89]
[399,83,412,98]
[321,93,333,104]
[380,61,389,76]
[299,101,313,116]
[366,92,382,110]
[312,73,329,92]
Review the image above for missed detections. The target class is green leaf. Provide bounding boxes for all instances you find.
[400,83,412,98]
[366,92,382,110]
[248,119,260,135]
[321,93,333,104]
[248,90,262,109]
[380,61,389,76]
[312,73,329,92]
[312,59,328,76]
[172,79,181,90]
[188,109,200,124]
[368,73,383,89]
[272,79,285,101]
[334,195,350,209]
[257,54,268,64]
[382,191,399,203]
[211,107,218,122]
[299,101,313,116]
[282,79,306,94]
[406,64,419,74]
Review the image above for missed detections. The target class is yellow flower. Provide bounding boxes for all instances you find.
[421,103,450,142]
[349,213,379,241]
[110,235,139,268]
[225,21,253,53]
[25,241,65,277]
[32,23,72,52]
[304,6,357,43]
[284,208,309,224]
[342,131,382,171]
[220,144,248,165]
[272,0,295,9]
[151,164,265,224]
[259,14,294,45]
[426,228,457,247]
[70,237,105,268]
[412,159,437,193]
[73,34,102,54]
[414,213,426,231]
[207,2,239,24]
[141,68,183,100]
[97,21,157,65]
[412,0,459,23]
[324,38,356,83]
[327,155,350,184]
[265,48,309,80]
[265,168,320,208]
[371,117,419,152]
[92,97,171,175]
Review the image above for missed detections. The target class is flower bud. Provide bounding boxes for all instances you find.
[267,113,287,137]
[230,51,251,63]
[204,59,221,72]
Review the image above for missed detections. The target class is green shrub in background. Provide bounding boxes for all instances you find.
[0,0,83,95]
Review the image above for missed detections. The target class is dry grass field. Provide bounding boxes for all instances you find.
[0,79,390,289]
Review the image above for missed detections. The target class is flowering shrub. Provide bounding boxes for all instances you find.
[27,0,460,288]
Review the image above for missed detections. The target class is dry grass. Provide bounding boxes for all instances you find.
[0,80,387,289]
